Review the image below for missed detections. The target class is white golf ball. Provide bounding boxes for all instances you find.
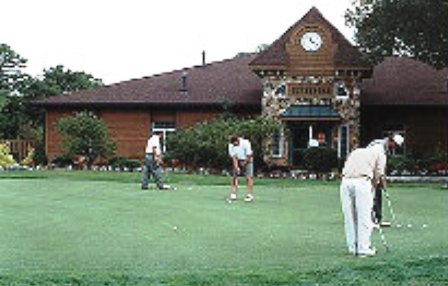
[422,224,428,228]
[173,226,178,231]
[396,224,402,228]
[407,224,413,228]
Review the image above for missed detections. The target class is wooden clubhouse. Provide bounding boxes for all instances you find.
[40,7,448,167]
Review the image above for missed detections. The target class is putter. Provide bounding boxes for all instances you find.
[373,210,390,252]
[382,189,397,223]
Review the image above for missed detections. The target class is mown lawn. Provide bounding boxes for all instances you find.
[0,170,447,285]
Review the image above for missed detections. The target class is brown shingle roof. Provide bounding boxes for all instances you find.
[40,54,262,107]
[361,57,448,106]
[250,7,368,68]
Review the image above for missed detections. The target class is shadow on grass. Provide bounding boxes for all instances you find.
[1,256,447,286]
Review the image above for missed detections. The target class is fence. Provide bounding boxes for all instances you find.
[0,139,37,162]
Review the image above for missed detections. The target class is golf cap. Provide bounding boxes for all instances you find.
[392,134,404,146]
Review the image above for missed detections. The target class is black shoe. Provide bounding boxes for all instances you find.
[141,186,148,190]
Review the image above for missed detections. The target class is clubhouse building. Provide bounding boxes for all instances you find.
[40,8,448,167]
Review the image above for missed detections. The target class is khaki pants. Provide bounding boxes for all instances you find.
[340,177,374,254]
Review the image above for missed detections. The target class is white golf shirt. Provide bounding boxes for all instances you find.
[145,135,162,155]
[342,147,386,182]
[228,138,253,160]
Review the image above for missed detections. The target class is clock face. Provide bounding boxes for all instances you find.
[300,32,323,52]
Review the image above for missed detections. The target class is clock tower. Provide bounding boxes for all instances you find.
[250,7,371,166]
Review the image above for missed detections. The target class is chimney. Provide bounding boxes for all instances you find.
[181,69,188,92]
[202,50,206,67]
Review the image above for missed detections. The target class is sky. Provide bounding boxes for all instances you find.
[1,0,356,84]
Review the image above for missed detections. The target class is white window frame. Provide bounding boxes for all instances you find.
[334,81,349,100]
[152,122,176,153]
[338,125,350,158]
[271,128,284,157]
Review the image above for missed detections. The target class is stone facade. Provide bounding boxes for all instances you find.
[260,72,363,166]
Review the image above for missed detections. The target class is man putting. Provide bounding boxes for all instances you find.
[141,132,171,190]
[340,146,386,257]
[227,135,254,202]
[367,133,404,227]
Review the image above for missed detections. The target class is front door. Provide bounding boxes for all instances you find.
[288,122,334,167]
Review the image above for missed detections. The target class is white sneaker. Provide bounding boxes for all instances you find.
[228,193,237,200]
[159,185,172,190]
[244,194,254,202]
[358,247,376,257]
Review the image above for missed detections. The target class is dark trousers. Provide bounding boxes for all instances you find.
[141,153,164,189]
[372,186,382,223]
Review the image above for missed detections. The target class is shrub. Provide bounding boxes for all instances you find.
[0,142,17,167]
[20,146,34,166]
[33,141,48,166]
[303,147,338,173]
[108,157,141,171]
[56,111,116,169]
[51,154,73,168]
[165,116,280,171]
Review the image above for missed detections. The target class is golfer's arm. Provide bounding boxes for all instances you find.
[379,175,387,190]
[232,156,239,169]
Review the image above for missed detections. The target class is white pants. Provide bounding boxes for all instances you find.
[340,177,374,254]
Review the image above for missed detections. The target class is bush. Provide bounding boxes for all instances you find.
[108,157,141,171]
[303,147,338,173]
[33,141,48,166]
[51,154,73,168]
[0,142,17,167]
[57,111,116,169]
[165,116,280,171]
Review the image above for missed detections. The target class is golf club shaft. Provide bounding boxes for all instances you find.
[382,189,397,223]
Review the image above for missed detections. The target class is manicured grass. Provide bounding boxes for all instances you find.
[0,170,447,285]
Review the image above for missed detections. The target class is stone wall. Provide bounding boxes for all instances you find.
[261,74,362,163]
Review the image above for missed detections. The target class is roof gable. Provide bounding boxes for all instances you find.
[250,7,368,69]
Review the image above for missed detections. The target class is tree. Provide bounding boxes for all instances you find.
[23,65,103,137]
[0,43,28,103]
[56,111,116,169]
[0,44,30,139]
[345,0,448,68]
[26,65,102,100]
[165,116,280,172]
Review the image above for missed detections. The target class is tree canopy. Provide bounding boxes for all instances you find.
[0,43,103,139]
[26,65,102,100]
[345,0,448,68]
[0,44,28,105]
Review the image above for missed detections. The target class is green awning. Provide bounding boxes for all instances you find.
[281,105,340,120]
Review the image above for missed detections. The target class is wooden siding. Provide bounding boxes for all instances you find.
[99,111,151,160]
[361,106,448,154]
[45,110,73,161]
[45,108,259,162]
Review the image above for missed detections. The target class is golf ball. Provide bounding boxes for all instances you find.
[407,224,413,228]
[422,224,428,228]
[396,224,402,228]
[173,226,178,231]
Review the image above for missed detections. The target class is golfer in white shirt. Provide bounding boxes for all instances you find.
[227,135,254,202]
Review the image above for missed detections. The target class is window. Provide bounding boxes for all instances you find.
[338,125,349,158]
[152,121,176,153]
[334,81,349,99]
[271,129,284,157]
